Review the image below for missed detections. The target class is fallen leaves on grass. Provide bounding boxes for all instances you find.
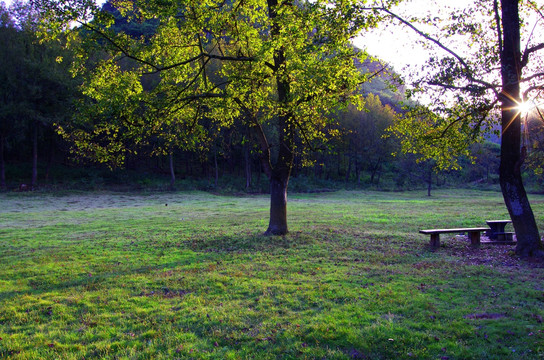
[137,288,191,298]
[446,237,544,268]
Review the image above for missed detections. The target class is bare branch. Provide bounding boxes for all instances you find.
[521,71,544,84]
[378,8,470,70]
[527,0,544,21]
[376,7,498,95]
[427,81,499,93]
[523,84,544,99]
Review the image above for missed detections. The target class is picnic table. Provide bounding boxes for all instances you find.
[485,219,513,241]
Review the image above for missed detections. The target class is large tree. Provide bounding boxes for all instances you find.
[386,0,544,257]
[37,0,387,234]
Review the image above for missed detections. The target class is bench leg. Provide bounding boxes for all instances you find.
[468,231,480,248]
[430,233,440,248]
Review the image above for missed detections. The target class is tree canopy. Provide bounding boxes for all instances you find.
[34,0,395,234]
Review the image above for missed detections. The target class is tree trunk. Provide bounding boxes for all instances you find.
[266,174,289,235]
[257,160,262,186]
[423,163,432,196]
[355,159,361,185]
[186,152,191,176]
[0,132,5,190]
[169,152,176,190]
[256,0,294,235]
[499,0,543,257]
[345,155,352,183]
[214,150,219,188]
[45,134,54,183]
[370,157,383,185]
[31,121,38,190]
[244,143,252,190]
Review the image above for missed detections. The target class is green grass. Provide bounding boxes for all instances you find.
[1,189,543,359]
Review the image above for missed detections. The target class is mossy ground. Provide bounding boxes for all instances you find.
[1,189,543,359]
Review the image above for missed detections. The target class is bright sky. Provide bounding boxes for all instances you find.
[352,0,476,73]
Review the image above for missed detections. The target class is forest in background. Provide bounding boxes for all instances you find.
[1,0,542,194]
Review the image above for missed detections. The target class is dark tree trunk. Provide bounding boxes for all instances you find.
[499,0,543,257]
[214,150,219,188]
[45,134,54,183]
[266,175,289,235]
[314,159,322,179]
[31,121,38,190]
[244,143,252,190]
[186,152,191,176]
[257,160,262,186]
[420,163,433,196]
[169,152,176,190]
[355,159,361,185]
[345,155,352,183]
[370,157,383,185]
[0,132,5,189]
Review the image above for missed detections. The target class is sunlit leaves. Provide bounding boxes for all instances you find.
[388,104,481,171]
[37,0,380,169]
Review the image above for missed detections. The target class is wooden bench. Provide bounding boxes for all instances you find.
[419,227,490,248]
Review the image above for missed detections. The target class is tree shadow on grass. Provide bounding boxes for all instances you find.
[0,231,316,303]
[184,230,317,254]
[0,256,198,303]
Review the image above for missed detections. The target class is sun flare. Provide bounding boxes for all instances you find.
[517,101,534,116]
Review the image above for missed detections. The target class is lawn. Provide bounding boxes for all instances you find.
[0,189,543,359]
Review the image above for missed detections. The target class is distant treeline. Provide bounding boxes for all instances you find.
[0,0,535,193]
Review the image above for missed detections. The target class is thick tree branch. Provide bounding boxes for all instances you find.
[521,43,544,69]
[76,20,254,74]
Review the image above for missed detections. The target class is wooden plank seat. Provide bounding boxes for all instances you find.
[419,227,490,248]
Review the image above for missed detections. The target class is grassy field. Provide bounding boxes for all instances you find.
[0,189,543,359]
